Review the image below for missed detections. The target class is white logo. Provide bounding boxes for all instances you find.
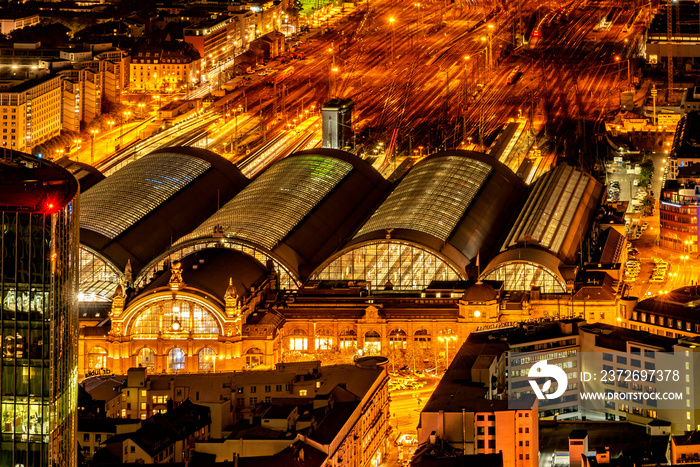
[528,360,568,400]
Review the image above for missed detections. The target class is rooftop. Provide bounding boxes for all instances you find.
[177,149,389,279]
[350,150,528,273]
[80,147,248,274]
[0,151,78,213]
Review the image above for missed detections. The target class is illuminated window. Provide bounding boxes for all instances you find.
[364,330,381,354]
[167,348,185,372]
[245,347,263,369]
[413,329,431,349]
[482,261,566,294]
[289,328,308,351]
[313,240,461,291]
[130,300,219,337]
[339,329,357,349]
[198,347,216,372]
[299,390,307,396]
[389,329,407,349]
[137,348,155,372]
[87,347,108,370]
[315,328,333,351]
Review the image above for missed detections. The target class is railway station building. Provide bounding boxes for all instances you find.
[77,147,629,381]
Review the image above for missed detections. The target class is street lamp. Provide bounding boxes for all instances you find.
[463,55,472,102]
[414,3,424,37]
[487,24,494,70]
[389,17,396,63]
[90,129,99,165]
[437,333,457,372]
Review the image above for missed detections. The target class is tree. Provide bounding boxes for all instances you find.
[639,159,655,187]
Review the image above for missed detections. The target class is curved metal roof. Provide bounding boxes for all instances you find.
[82,154,210,239]
[356,154,492,241]
[349,150,528,273]
[500,163,604,264]
[176,149,390,279]
[80,146,249,275]
[182,153,353,250]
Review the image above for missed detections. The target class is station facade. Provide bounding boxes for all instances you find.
[77,146,638,381]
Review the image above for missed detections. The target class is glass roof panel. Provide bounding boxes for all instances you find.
[503,164,590,257]
[355,156,492,241]
[81,153,211,239]
[180,155,353,250]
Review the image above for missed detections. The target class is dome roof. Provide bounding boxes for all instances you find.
[138,248,268,301]
[461,281,497,303]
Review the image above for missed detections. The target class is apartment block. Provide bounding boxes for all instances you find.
[184,16,235,72]
[0,74,61,151]
[60,67,101,131]
[129,43,200,91]
[0,12,40,35]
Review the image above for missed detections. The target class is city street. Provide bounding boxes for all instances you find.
[388,375,440,464]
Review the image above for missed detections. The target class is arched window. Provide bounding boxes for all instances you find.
[339,329,357,349]
[289,328,308,351]
[131,300,220,338]
[315,328,333,351]
[198,347,216,372]
[246,347,264,369]
[364,330,381,354]
[168,348,185,372]
[87,347,108,370]
[389,329,407,349]
[414,329,431,349]
[137,348,155,372]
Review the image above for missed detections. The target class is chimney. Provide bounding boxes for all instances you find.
[429,430,437,445]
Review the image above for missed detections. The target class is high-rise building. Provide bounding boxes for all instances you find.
[0,151,79,466]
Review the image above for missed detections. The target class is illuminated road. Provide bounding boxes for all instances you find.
[389,376,440,461]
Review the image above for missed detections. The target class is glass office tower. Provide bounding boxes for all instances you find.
[1,152,79,467]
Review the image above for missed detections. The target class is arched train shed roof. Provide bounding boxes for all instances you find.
[499,163,604,264]
[346,150,528,273]
[175,149,390,279]
[80,146,249,274]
